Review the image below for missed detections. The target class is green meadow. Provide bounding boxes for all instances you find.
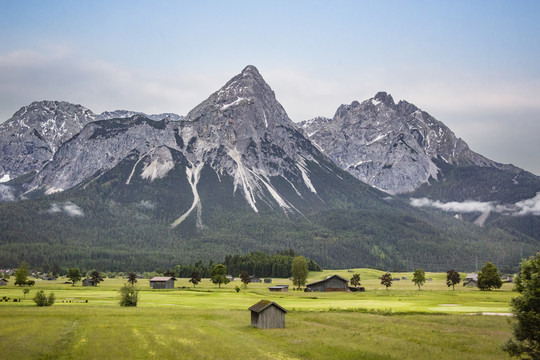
[0,269,516,359]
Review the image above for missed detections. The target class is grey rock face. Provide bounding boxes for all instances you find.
[97,110,183,122]
[0,101,96,181]
[300,92,507,194]
[28,66,327,219]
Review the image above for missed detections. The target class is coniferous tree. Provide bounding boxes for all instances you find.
[503,252,540,359]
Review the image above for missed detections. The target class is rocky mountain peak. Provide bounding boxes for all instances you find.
[373,92,395,107]
[0,100,97,181]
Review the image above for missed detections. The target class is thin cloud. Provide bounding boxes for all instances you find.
[410,193,540,217]
[46,202,84,217]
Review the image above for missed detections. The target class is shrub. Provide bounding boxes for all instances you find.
[119,284,139,307]
[33,290,55,306]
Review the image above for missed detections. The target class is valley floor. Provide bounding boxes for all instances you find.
[0,270,516,360]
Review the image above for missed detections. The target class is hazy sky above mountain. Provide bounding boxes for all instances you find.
[1,1,539,174]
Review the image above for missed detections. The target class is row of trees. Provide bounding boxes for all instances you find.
[377,262,504,291]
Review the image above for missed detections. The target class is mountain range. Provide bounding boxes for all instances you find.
[0,66,538,271]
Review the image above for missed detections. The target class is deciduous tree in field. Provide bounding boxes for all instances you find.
[350,273,361,288]
[446,269,461,290]
[14,261,29,286]
[412,269,426,290]
[210,264,229,288]
[189,270,201,287]
[127,272,138,285]
[67,268,82,286]
[503,252,540,359]
[380,272,392,290]
[22,288,30,300]
[90,270,104,286]
[33,290,55,306]
[240,271,251,289]
[477,262,502,291]
[291,256,308,290]
[119,284,139,307]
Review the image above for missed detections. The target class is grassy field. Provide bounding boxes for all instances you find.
[0,269,517,359]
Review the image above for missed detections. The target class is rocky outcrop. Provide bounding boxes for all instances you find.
[300,92,515,194]
[0,101,96,181]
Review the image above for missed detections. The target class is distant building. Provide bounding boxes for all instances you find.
[264,278,272,283]
[82,278,96,287]
[305,275,349,292]
[463,273,478,287]
[249,300,287,329]
[268,285,288,292]
[249,276,262,283]
[149,276,176,289]
[226,275,234,282]
[0,278,8,286]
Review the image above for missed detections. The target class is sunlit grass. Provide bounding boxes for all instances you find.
[0,270,516,359]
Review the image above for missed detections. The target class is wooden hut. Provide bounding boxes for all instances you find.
[0,278,8,286]
[149,276,176,289]
[248,300,287,329]
[249,276,262,283]
[82,278,96,286]
[305,275,349,292]
[463,273,478,287]
[268,285,288,292]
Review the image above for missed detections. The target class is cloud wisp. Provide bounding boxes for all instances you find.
[410,193,540,217]
[46,202,84,217]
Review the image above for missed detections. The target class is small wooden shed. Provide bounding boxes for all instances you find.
[149,276,176,289]
[82,278,96,287]
[0,278,8,286]
[305,275,349,292]
[249,276,262,283]
[463,273,478,287]
[268,285,288,292]
[248,300,287,329]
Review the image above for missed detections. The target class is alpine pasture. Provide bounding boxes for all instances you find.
[0,269,515,359]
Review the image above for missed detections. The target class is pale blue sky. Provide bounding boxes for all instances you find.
[1,1,539,174]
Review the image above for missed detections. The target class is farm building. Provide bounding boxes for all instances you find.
[149,276,176,289]
[249,276,262,283]
[268,285,288,292]
[463,273,478,287]
[0,278,8,286]
[248,300,287,329]
[305,275,349,292]
[264,278,272,283]
[82,278,97,286]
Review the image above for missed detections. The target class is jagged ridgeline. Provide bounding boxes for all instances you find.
[0,66,537,271]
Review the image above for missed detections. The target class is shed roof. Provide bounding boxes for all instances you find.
[248,300,287,313]
[465,273,478,281]
[306,274,348,287]
[268,285,288,289]
[0,278,8,282]
[149,276,176,282]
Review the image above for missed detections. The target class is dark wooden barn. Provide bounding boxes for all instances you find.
[248,300,287,329]
[0,278,8,286]
[82,278,96,286]
[268,285,289,292]
[149,276,176,289]
[305,275,349,292]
